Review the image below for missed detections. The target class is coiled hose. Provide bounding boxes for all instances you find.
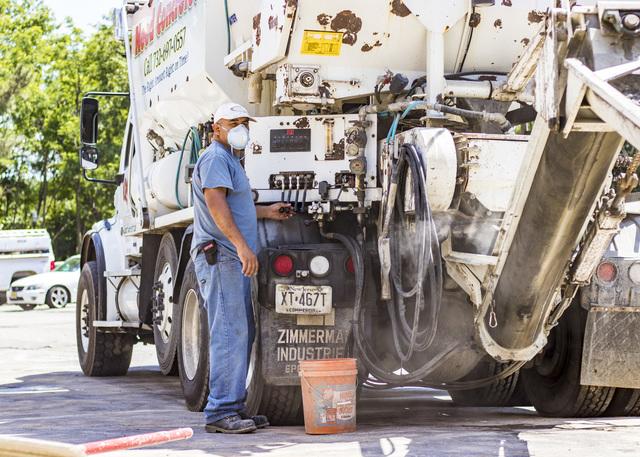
[320,142,525,388]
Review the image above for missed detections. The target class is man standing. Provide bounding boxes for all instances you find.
[191,102,292,434]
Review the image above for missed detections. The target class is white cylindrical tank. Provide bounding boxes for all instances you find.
[146,151,191,212]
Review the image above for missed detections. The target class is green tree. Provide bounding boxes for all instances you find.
[0,0,129,259]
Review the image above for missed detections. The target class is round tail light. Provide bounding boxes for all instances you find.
[310,255,330,277]
[596,261,617,283]
[629,262,640,284]
[345,257,355,274]
[273,254,294,277]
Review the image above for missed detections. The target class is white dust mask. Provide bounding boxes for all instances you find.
[223,124,250,151]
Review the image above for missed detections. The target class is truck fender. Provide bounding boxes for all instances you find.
[80,230,108,321]
[172,225,194,309]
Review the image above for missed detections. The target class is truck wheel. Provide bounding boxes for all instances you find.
[449,359,523,407]
[245,335,303,426]
[76,261,134,376]
[46,286,70,309]
[250,381,303,426]
[177,259,209,411]
[521,304,615,417]
[153,233,180,375]
[18,303,37,311]
[604,389,640,416]
[245,306,302,425]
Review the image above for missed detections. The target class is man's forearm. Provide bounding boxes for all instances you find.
[255,205,269,219]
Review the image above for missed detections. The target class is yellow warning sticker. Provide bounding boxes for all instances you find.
[300,30,343,56]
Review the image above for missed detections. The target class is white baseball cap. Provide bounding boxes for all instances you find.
[213,102,256,124]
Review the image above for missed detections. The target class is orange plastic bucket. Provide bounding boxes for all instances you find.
[298,358,358,435]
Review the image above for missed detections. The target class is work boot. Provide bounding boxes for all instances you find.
[205,414,257,434]
[239,411,270,429]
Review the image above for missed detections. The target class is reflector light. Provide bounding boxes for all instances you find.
[596,261,617,283]
[345,257,355,274]
[50,260,56,271]
[310,256,330,277]
[273,255,294,277]
[629,262,640,285]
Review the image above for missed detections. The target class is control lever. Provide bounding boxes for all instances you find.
[294,176,301,212]
[300,176,309,212]
[280,178,285,203]
[287,176,293,204]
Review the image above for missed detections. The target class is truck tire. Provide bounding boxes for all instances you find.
[153,233,180,375]
[245,321,303,426]
[176,258,304,423]
[521,304,615,417]
[76,261,134,376]
[177,259,209,412]
[449,359,523,407]
[604,389,640,416]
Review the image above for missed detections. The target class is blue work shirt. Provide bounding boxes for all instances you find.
[190,141,257,259]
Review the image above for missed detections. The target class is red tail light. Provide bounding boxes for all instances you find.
[273,254,294,277]
[345,257,355,274]
[596,261,617,283]
[50,260,56,271]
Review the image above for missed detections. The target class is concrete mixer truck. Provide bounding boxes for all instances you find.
[76,0,640,423]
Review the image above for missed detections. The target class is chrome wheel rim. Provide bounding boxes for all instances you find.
[80,289,90,352]
[50,286,69,308]
[246,337,257,389]
[181,289,200,381]
[156,262,174,344]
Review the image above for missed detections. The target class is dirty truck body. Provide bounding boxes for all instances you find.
[76,0,640,422]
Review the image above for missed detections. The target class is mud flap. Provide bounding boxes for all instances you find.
[260,307,353,386]
[581,307,640,389]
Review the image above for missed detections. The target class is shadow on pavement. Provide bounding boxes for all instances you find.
[0,369,537,456]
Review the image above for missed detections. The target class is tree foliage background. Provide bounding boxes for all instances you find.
[0,0,128,259]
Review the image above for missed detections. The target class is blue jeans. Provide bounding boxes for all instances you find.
[194,248,255,424]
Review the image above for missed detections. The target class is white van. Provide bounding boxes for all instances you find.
[0,230,55,304]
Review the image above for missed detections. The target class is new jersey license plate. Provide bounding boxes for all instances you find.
[275,285,332,315]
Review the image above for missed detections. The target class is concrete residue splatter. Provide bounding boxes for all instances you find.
[528,10,545,24]
[390,0,411,17]
[330,10,363,46]
[317,13,332,26]
[494,19,503,29]
[326,138,345,160]
[521,37,530,46]
[253,13,262,46]
[361,40,382,52]
[293,117,310,129]
[469,12,481,28]
[268,15,278,30]
[502,0,512,6]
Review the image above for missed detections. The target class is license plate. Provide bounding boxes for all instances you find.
[10,292,17,300]
[275,285,332,315]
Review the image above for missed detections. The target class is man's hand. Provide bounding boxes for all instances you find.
[257,202,294,221]
[237,243,259,277]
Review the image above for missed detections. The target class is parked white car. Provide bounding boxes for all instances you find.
[8,255,80,311]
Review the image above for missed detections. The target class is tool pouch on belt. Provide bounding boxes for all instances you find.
[200,240,218,265]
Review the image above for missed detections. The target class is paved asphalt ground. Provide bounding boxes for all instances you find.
[2,305,640,456]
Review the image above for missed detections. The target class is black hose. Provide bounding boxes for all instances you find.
[320,223,524,388]
[387,144,443,360]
